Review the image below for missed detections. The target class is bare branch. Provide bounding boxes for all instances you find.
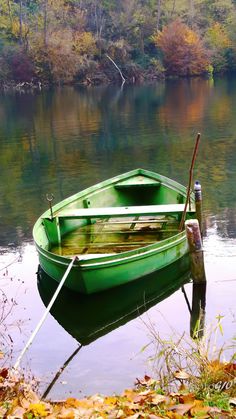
[106,54,126,86]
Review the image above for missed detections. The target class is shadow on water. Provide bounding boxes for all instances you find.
[37,255,192,346]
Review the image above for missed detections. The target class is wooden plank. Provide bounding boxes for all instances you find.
[115,182,161,189]
[68,229,179,236]
[114,176,161,188]
[48,204,195,220]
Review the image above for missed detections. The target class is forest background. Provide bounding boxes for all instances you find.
[1,0,236,86]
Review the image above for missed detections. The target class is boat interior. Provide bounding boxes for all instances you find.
[41,174,194,257]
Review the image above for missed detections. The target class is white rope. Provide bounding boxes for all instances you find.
[13,256,77,370]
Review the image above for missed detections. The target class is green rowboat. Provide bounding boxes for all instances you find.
[33,168,195,294]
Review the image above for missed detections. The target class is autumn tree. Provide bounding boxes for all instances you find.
[153,19,210,76]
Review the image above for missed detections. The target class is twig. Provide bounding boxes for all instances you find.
[0,253,22,272]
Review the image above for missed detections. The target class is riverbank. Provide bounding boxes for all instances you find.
[0,63,165,94]
[0,368,235,418]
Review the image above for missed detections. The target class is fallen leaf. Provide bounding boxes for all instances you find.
[0,368,8,379]
[166,412,184,419]
[150,394,167,405]
[179,393,195,404]
[122,389,139,402]
[18,389,39,410]
[135,375,159,387]
[190,400,210,417]
[133,394,148,404]
[139,389,154,396]
[208,406,222,415]
[168,402,195,416]
[7,406,25,418]
[174,370,190,380]
[104,396,118,406]
[64,398,80,408]
[57,407,75,419]
[114,409,124,418]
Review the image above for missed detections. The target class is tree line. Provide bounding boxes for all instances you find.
[1,0,236,86]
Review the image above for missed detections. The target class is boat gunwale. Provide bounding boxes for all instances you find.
[35,229,187,270]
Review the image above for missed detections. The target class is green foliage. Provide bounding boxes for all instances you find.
[150,58,165,74]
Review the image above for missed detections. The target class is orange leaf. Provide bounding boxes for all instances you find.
[64,398,80,408]
[104,396,118,406]
[179,393,195,404]
[166,412,184,419]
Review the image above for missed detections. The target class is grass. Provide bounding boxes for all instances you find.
[141,313,236,403]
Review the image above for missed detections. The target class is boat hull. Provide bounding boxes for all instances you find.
[36,230,188,293]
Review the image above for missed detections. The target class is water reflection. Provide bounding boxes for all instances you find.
[190,282,207,339]
[37,255,207,397]
[38,255,207,345]
[37,256,192,346]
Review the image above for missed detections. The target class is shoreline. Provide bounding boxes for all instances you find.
[0,369,235,418]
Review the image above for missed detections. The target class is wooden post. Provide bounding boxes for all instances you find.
[185,219,206,283]
[194,181,203,235]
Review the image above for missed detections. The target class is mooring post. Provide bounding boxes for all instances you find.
[194,181,203,236]
[185,219,206,283]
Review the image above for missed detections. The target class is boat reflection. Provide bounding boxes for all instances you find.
[37,255,193,346]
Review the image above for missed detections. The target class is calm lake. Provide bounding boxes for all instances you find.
[0,77,235,399]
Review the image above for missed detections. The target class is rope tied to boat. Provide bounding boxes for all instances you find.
[13,256,78,371]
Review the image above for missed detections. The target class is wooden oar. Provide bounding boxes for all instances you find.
[13,256,77,370]
[179,133,201,232]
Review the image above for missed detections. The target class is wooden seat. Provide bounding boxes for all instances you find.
[43,203,195,220]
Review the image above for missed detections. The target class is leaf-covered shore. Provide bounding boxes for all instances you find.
[0,369,235,418]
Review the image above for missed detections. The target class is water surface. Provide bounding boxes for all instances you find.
[0,77,235,398]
